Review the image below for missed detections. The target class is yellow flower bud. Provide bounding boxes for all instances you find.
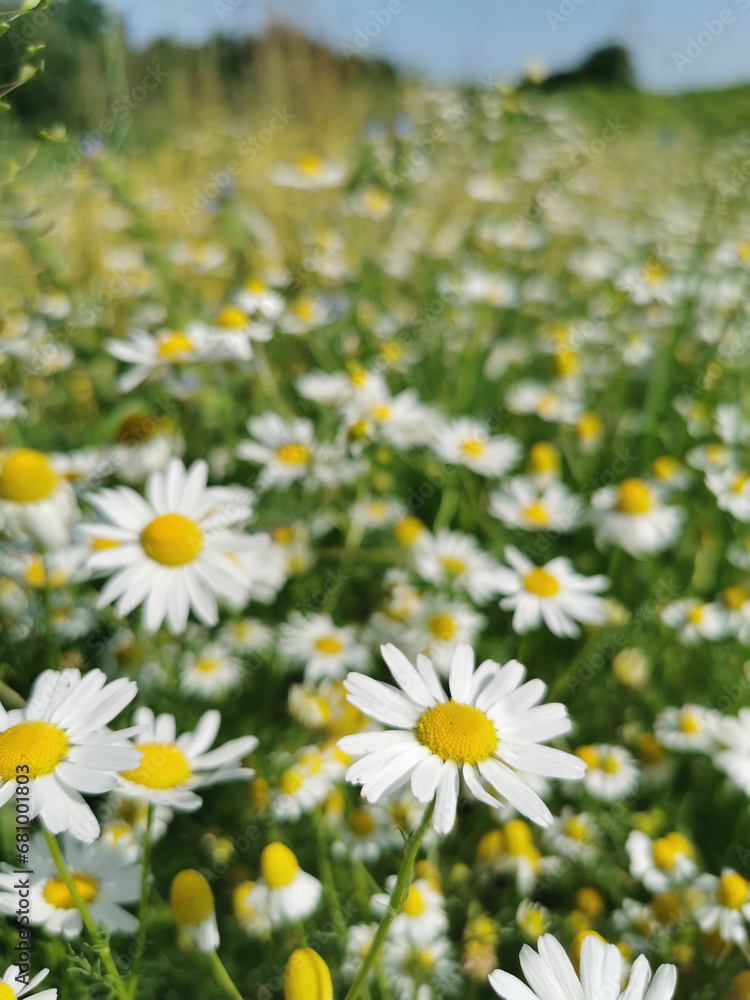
[283,948,333,1000]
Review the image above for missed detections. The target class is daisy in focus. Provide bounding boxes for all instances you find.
[494,545,609,638]
[338,643,585,835]
[83,458,255,633]
[626,830,697,892]
[116,707,257,811]
[489,932,677,1000]
[694,869,750,943]
[0,667,140,842]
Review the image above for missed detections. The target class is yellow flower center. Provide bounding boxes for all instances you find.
[577,412,602,443]
[679,712,699,733]
[724,586,747,611]
[687,604,704,625]
[652,456,680,481]
[368,403,391,422]
[245,278,267,294]
[522,567,560,597]
[504,819,533,853]
[616,479,651,515]
[92,537,121,551]
[0,721,68,781]
[461,438,485,457]
[427,612,456,641]
[732,473,749,495]
[157,332,193,360]
[707,443,728,464]
[601,755,620,774]
[279,769,304,795]
[441,556,466,577]
[563,816,588,841]
[554,350,578,377]
[298,153,322,176]
[121,743,192,790]
[276,443,310,466]
[170,869,214,926]
[528,442,560,474]
[195,657,219,673]
[293,298,315,321]
[653,833,693,870]
[393,516,424,546]
[400,885,426,916]
[43,872,99,909]
[315,635,342,655]
[575,745,599,769]
[415,700,497,766]
[140,513,203,566]
[380,340,402,364]
[217,306,248,328]
[0,985,15,1000]
[23,558,67,590]
[349,807,376,837]
[0,449,59,503]
[261,842,299,889]
[523,501,548,526]
[347,362,368,387]
[284,949,333,1000]
[717,872,749,909]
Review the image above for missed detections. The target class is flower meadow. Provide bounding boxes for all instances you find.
[1,52,750,1000]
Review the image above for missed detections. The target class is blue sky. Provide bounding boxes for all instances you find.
[102,0,750,93]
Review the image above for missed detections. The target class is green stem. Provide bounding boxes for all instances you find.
[208,951,244,1000]
[314,810,348,941]
[43,828,131,1000]
[128,804,152,996]
[0,679,25,708]
[343,801,434,1000]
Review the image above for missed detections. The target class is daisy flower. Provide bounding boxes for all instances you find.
[489,932,677,1000]
[243,842,322,926]
[505,380,583,424]
[660,599,727,644]
[0,668,139,842]
[575,744,638,801]
[237,413,316,490]
[694,869,750,943]
[543,807,596,861]
[431,417,521,478]
[0,833,139,938]
[494,545,609,638]
[115,707,257,811]
[713,708,750,794]
[706,467,750,521]
[591,479,684,557]
[105,327,215,393]
[0,449,79,547]
[403,597,486,677]
[721,585,750,642]
[234,277,285,319]
[279,612,370,682]
[284,950,333,1000]
[654,704,719,752]
[83,458,255,633]
[219,617,273,653]
[626,830,696,892]
[269,153,347,189]
[489,477,582,533]
[483,818,558,894]
[0,965,57,1000]
[169,869,219,953]
[383,936,460,1000]
[180,641,244,699]
[372,876,448,944]
[338,643,585,835]
[412,529,506,604]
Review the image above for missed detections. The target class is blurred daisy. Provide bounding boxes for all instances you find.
[372,876,447,944]
[237,413,316,490]
[0,833,139,938]
[489,477,581,533]
[169,869,219,952]
[494,545,608,638]
[116,707,257,811]
[219,617,273,653]
[243,842,322,926]
[339,643,585,835]
[706,467,750,521]
[105,327,214,393]
[721,586,750,642]
[543,807,596,860]
[270,153,347,189]
[694,869,750,943]
[0,667,139,842]
[84,458,255,633]
[713,708,750,794]
[412,529,506,604]
[654,704,719,752]
[506,380,582,424]
[0,448,79,547]
[660,599,727,644]
[576,744,638,801]
[234,277,285,319]
[279,612,370,682]
[626,830,696,892]
[180,641,243,699]
[591,479,684,557]
[404,597,486,676]
[489,933,677,1000]
[431,417,521,478]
